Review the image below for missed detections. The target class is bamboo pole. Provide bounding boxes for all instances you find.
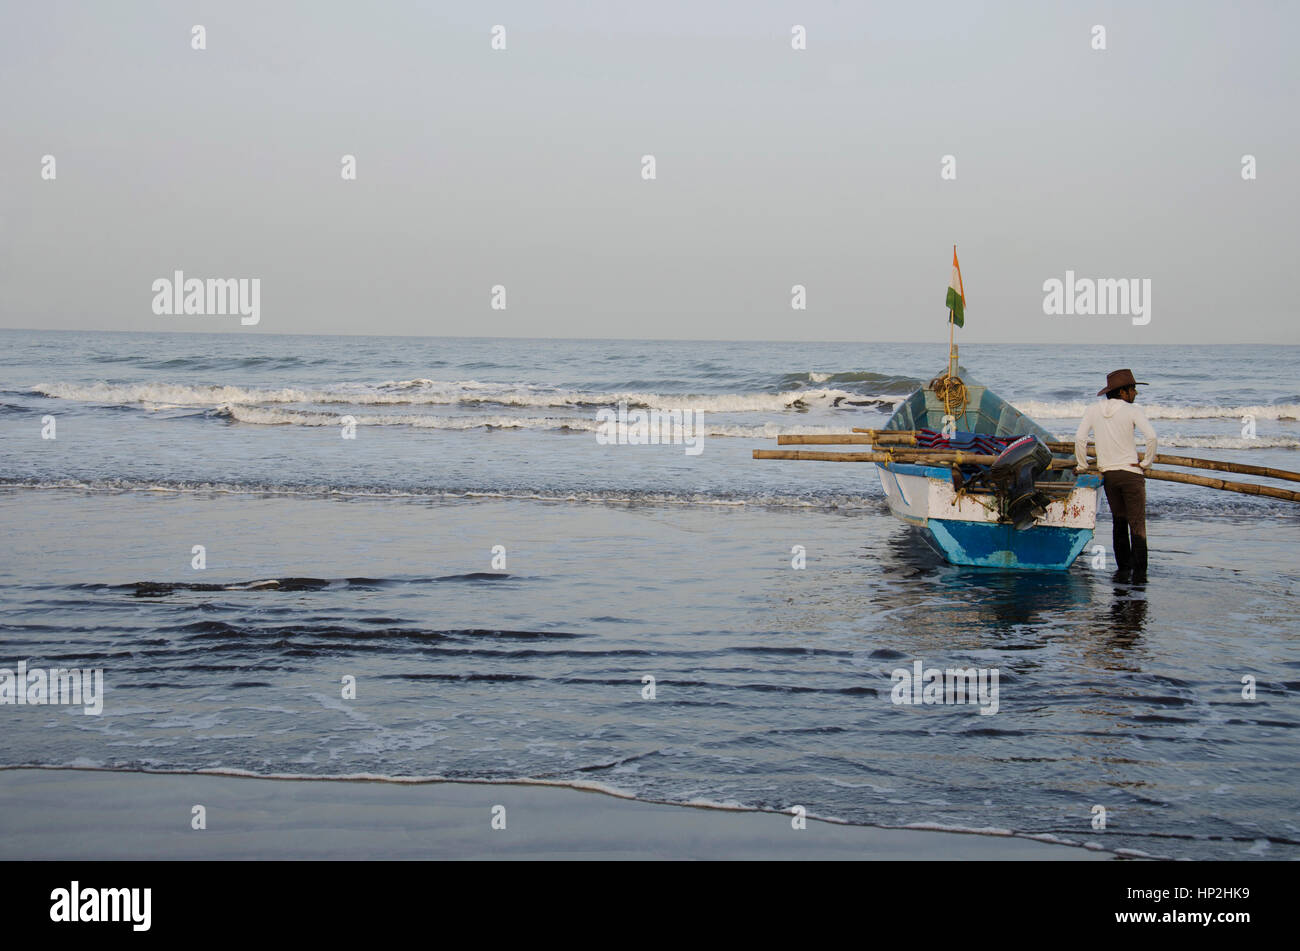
[871,433,918,444]
[754,448,1300,502]
[853,428,915,437]
[756,449,909,463]
[753,449,1077,469]
[1142,468,1300,503]
[777,434,875,445]
[1046,443,1300,484]
[1155,453,1300,483]
[756,449,963,463]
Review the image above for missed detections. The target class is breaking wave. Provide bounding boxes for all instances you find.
[207,405,1300,447]
[778,370,921,394]
[212,404,859,437]
[30,381,1300,425]
[31,380,891,414]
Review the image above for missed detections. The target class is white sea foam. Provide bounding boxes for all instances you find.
[1017,399,1300,421]
[216,403,854,438]
[36,381,318,405]
[902,822,1015,836]
[212,404,1300,448]
[33,380,1300,423]
[33,380,879,414]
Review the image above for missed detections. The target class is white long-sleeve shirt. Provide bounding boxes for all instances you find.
[1074,399,1158,475]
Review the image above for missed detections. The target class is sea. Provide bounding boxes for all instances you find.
[2,328,1298,859]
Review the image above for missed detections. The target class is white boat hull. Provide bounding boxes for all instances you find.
[876,462,1101,569]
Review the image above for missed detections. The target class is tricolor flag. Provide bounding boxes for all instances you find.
[946,246,966,327]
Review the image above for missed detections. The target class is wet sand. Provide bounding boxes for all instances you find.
[0,767,1112,860]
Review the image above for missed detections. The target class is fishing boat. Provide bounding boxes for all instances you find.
[871,370,1102,570]
[753,360,1103,569]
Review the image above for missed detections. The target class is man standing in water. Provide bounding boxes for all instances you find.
[1075,370,1159,583]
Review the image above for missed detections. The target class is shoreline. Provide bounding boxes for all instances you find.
[0,767,1114,861]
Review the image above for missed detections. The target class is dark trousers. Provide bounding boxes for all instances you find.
[1103,469,1147,574]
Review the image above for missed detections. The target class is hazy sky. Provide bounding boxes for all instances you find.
[2,0,1296,343]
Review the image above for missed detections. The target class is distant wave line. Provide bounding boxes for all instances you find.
[30,380,888,414]
[27,381,1300,422]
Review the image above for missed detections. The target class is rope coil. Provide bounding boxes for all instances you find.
[928,372,969,420]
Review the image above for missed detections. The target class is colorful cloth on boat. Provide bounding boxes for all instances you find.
[915,429,1017,456]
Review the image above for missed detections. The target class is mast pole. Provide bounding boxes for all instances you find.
[948,243,959,379]
[949,308,958,378]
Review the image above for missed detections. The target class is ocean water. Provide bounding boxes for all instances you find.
[1,329,1298,859]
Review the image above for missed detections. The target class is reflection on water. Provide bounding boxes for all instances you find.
[867,526,1095,633]
[1076,583,1152,672]
[867,525,1154,669]
[1108,588,1150,644]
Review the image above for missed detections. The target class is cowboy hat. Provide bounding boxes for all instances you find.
[1097,368,1148,396]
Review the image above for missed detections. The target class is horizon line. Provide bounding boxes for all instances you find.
[1,326,1296,347]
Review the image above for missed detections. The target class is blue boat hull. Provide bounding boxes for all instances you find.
[922,519,1095,571]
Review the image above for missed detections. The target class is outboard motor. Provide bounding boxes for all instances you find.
[990,436,1053,530]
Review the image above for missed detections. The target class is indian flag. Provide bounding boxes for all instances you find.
[946,246,966,327]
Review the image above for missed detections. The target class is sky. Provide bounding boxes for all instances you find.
[1,0,1297,344]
